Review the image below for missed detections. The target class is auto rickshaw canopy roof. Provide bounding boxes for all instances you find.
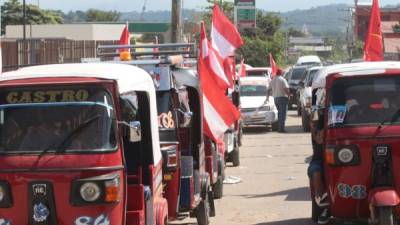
[1,63,155,95]
[312,61,400,90]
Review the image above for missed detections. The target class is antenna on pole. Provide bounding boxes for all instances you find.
[140,0,147,21]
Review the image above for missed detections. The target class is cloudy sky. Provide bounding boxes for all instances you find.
[12,0,400,12]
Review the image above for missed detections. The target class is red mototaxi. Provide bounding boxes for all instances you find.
[0,63,168,225]
[311,61,400,224]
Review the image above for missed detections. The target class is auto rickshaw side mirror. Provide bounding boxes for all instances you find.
[299,81,305,87]
[129,121,142,143]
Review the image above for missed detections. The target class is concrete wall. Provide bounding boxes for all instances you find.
[5,24,125,41]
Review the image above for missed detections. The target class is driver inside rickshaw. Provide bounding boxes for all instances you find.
[16,109,64,151]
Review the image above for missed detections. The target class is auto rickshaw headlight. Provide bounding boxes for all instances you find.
[80,182,101,202]
[72,174,120,205]
[337,148,354,164]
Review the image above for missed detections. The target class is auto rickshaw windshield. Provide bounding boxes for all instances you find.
[329,75,400,127]
[0,86,117,154]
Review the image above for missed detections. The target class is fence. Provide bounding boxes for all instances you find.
[1,39,118,72]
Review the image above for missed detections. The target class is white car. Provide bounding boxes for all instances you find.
[240,77,278,130]
[296,55,322,66]
[297,66,323,131]
[245,67,272,80]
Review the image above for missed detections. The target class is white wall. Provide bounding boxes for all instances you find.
[5,24,126,41]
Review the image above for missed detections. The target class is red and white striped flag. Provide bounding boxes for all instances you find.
[211,5,243,59]
[201,22,230,90]
[200,22,241,141]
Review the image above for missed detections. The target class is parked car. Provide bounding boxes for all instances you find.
[296,55,322,66]
[239,77,278,131]
[246,67,272,79]
[296,66,323,131]
[286,65,309,109]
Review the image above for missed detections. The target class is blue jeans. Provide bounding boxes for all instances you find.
[274,97,288,131]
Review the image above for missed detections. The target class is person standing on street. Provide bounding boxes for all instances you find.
[269,69,290,133]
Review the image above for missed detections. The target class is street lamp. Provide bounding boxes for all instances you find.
[23,0,26,41]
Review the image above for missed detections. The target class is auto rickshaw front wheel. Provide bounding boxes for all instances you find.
[195,187,211,225]
[230,144,240,167]
[213,156,225,199]
[379,207,396,225]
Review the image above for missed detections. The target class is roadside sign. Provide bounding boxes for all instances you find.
[235,6,256,29]
[234,0,255,6]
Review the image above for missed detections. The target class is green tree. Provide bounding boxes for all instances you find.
[238,12,285,66]
[352,40,365,59]
[393,22,400,33]
[1,0,63,34]
[85,9,120,22]
[255,12,282,37]
[287,27,305,37]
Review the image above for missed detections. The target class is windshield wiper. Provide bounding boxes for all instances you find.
[378,107,400,129]
[39,114,101,157]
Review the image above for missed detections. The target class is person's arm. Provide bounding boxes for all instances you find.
[283,78,290,96]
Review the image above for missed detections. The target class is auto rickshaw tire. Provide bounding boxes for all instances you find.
[195,187,211,225]
[213,157,224,199]
[379,207,396,225]
[311,196,322,223]
[238,123,243,147]
[208,189,216,217]
[272,121,279,131]
[231,145,240,167]
[302,109,311,132]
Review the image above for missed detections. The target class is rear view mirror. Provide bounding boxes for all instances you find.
[299,81,305,87]
[129,121,142,142]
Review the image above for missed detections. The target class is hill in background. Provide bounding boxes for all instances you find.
[281,4,351,36]
[117,4,351,37]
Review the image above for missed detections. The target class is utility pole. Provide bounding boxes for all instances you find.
[23,0,26,41]
[171,0,182,43]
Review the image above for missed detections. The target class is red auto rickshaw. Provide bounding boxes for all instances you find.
[0,63,168,225]
[310,61,400,225]
[96,43,216,225]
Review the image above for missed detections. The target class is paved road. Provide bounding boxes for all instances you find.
[170,111,313,225]
[172,111,362,225]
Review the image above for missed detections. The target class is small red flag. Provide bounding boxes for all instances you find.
[363,0,384,61]
[239,58,246,77]
[269,53,277,77]
[119,24,130,52]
